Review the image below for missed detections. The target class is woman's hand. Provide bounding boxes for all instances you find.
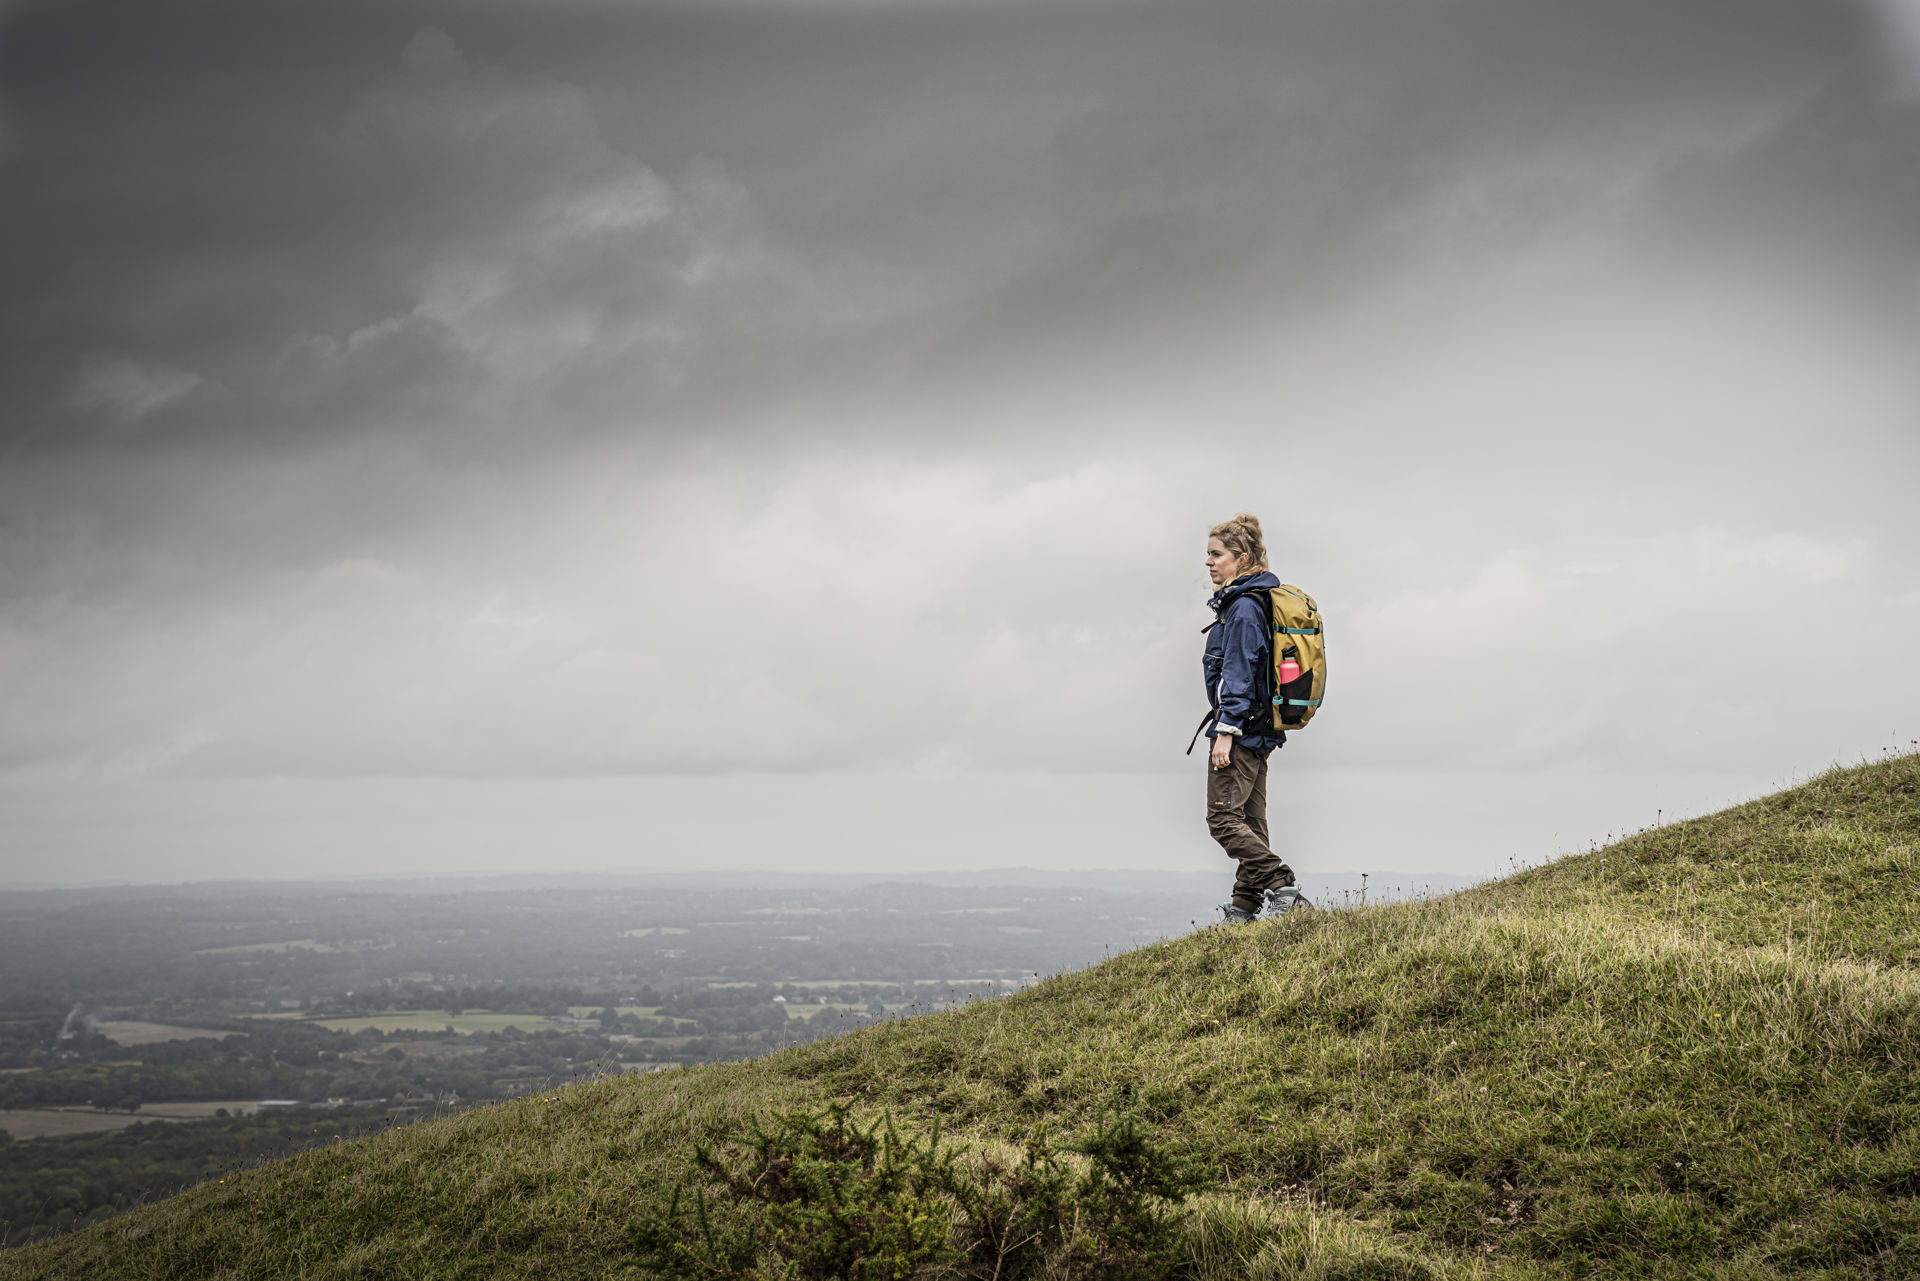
[1210,734,1233,770]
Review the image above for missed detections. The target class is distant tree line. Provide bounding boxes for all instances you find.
[0,1106,408,1246]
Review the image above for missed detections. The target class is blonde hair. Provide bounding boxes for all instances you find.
[1209,512,1268,574]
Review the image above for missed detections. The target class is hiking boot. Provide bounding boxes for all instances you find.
[1263,885,1310,916]
[1217,902,1260,925]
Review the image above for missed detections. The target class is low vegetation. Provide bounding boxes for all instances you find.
[0,881,1208,1245]
[5,753,1917,1278]
[0,1107,405,1249]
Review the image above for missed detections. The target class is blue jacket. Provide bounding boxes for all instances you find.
[1203,570,1286,753]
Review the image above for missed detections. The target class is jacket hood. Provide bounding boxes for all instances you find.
[1208,569,1279,613]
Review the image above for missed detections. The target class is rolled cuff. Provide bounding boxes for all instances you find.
[1215,720,1243,736]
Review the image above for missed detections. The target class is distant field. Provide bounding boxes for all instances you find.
[191,939,340,955]
[126,1102,255,1120]
[617,927,689,937]
[0,1101,256,1140]
[604,1035,695,1051]
[785,1002,911,1023]
[564,1006,658,1019]
[310,1011,544,1035]
[95,1021,236,1046]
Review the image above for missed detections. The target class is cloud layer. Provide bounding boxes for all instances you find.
[1,0,1916,880]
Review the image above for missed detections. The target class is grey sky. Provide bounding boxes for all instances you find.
[1,0,1916,885]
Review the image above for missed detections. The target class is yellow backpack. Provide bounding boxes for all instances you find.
[1187,583,1328,755]
[1261,584,1326,730]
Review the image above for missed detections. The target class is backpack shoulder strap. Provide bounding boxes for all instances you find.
[1184,708,1216,756]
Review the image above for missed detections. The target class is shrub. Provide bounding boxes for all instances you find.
[627,1104,1195,1279]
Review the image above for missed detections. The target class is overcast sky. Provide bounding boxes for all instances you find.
[2,0,1917,888]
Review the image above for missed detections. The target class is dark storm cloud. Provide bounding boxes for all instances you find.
[1651,79,1920,280]
[1,0,1903,456]
[941,0,1859,345]
[0,3,877,457]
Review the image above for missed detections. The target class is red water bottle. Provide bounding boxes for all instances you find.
[1278,657,1301,686]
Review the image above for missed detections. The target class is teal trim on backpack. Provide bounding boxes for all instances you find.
[1276,626,1319,635]
[1273,697,1322,707]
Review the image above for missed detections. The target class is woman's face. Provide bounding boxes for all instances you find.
[1206,536,1245,586]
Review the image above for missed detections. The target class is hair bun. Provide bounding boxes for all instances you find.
[1209,512,1268,572]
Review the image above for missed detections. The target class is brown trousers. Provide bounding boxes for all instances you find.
[1206,739,1295,912]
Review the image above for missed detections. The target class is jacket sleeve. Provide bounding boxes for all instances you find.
[1214,597,1266,736]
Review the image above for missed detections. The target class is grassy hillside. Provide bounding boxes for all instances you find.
[6,754,1918,1280]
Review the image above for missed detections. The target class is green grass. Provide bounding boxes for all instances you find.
[7,754,1918,1279]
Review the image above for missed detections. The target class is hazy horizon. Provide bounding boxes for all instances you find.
[3,0,1917,888]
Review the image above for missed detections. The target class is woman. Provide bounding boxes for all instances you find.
[1202,513,1303,923]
